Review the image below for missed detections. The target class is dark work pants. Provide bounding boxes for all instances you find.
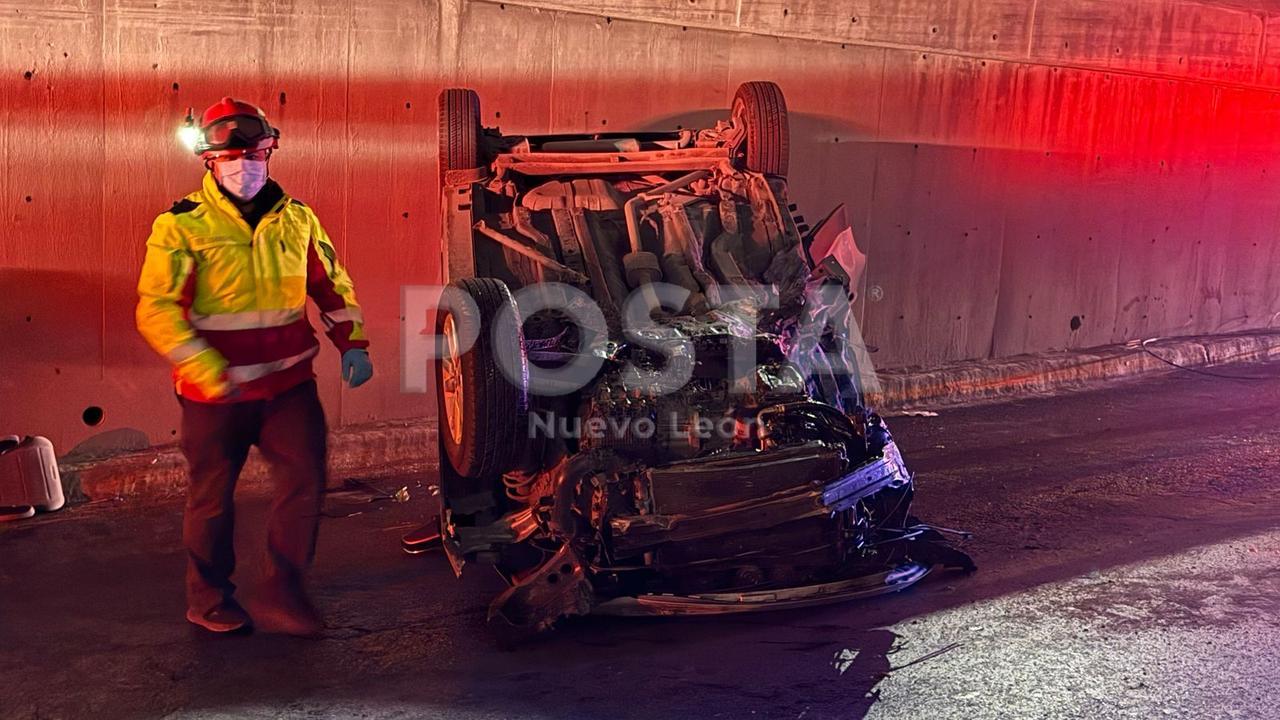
[178,379,328,614]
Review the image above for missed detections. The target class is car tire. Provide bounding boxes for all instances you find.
[438,88,482,183]
[436,277,529,480]
[731,81,789,177]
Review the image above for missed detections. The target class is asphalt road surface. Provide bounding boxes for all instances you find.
[6,362,1280,719]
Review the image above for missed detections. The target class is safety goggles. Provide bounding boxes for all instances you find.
[199,115,279,153]
[206,148,272,163]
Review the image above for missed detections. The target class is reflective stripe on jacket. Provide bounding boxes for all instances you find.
[136,172,368,402]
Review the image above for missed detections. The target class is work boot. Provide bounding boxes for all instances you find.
[255,583,323,637]
[186,600,252,634]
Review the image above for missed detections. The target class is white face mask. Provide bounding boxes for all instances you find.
[214,158,269,201]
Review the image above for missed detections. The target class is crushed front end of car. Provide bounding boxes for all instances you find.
[422,82,975,632]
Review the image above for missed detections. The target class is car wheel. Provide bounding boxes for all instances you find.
[731,81,789,177]
[438,88,482,183]
[436,277,529,479]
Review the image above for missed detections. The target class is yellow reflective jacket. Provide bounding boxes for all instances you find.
[136,172,368,402]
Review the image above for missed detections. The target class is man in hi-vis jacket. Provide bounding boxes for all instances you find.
[136,97,373,636]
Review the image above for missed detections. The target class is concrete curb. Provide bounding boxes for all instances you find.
[63,330,1280,501]
[64,421,437,501]
[869,330,1280,412]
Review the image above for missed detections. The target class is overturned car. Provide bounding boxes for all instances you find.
[417,82,973,631]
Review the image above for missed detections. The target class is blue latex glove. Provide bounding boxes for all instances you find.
[341,349,373,389]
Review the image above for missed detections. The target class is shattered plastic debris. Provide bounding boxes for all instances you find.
[330,480,411,506]
[832,648,860,675]
[889,642,962,672]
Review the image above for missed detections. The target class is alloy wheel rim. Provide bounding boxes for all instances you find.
[441,314,464,446]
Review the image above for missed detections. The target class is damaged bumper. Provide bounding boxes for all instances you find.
[462,432,973,631]
[595,563,932,617]
[608,440,909,554]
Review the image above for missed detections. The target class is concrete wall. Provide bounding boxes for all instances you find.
[3,0,1280,451]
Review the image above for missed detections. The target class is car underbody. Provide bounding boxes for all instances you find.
[420,82,975,632]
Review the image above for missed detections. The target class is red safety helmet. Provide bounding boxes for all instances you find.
[193,97,280,157]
